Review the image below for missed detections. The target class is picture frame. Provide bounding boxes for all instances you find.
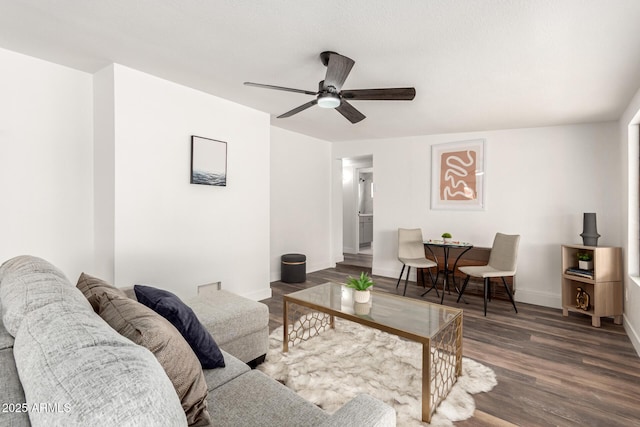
[190,135,227,186]
[430,139,485,210]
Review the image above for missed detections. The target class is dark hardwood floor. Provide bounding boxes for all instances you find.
[336,252,372,270]
[261,265,640,427]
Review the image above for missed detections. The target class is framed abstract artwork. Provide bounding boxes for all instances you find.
[190,135,227,186]
[431,139,485,210]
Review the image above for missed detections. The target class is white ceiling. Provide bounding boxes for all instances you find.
[2,0,640,142]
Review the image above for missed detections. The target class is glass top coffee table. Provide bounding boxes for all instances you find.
[282,282,463,423]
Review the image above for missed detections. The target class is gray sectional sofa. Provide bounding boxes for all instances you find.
[0,255,395,426]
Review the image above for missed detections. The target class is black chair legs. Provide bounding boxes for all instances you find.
[502,276,518,313]
[483,278,490,316]
[457,275,517,316]
[397,265,439,297]
[420,268,440,298]
[402,266,411,296]
[395,265,406,290]
[456,275,470,303]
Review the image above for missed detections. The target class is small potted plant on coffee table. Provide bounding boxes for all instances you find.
[577,252,593,270]
[441,232,452,243]
[345,272,374,303]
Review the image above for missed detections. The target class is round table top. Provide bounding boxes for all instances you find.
[424,240,473,248]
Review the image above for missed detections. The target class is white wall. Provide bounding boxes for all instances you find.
[333,122,621,308]
[270,126,332,281]
[619,84,640,355]
[95,65,271,300]
[0,48,94,280]
[93,65,116,281]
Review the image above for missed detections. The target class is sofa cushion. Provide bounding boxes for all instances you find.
[134,284,225,369]
[0,255,91,336]
[15,303,188,427]
[0,305,15,350]
[203,350,250,391]
[83,275,211,427]
[185,290,269,348]
[0,255,187,426]
[0,347,29,427]
[207,370,327,427]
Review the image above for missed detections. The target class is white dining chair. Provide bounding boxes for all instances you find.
[456,232,520,316]
[396,228,439,297]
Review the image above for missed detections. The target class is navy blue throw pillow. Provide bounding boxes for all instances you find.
[134,284,225,369]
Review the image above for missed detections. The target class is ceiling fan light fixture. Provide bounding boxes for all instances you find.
[317,93,341,109]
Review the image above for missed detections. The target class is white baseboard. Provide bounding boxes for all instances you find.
[624,315,640,357]
[512,288,561,308]
[372,267,402,281]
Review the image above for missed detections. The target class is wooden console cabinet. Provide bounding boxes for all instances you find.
[561,244,622,327]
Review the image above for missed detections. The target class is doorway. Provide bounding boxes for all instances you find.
[340,156,373,270]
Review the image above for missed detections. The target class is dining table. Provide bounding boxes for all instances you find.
[423,240,474,304]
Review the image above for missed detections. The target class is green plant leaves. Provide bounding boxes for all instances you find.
[345,271,374,291]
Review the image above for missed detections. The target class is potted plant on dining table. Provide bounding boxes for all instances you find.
[441,232,452,243]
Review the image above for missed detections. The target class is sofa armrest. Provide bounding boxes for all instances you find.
[319,394,396,427]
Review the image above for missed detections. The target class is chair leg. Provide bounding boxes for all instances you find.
[456,275,470,303]
[420,268,440,298]
[396,265,406,289]
[483,278,489,316]
[403,266,411,296]
[428,268,440,298]
[502,276,518,313]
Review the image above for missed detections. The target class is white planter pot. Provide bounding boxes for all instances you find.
[443,237,451,243]
[354,289,371,303]
[578,260,593,270]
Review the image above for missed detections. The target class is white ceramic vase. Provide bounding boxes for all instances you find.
[354,289,371,303]
[443,237,451,243]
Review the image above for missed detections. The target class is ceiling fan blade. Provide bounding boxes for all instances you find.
[336,100,366,124]
[323,53,355,92]
[277,99,318,118]
[244,82,317,96]
[341,87,416,101]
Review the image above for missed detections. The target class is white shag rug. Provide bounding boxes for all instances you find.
[258,317,496,426]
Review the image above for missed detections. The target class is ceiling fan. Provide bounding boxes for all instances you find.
[244,51,416,124]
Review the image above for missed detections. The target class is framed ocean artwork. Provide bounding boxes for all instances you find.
[190,135,227,186]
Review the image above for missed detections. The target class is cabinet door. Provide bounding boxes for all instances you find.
[364,220,373,243]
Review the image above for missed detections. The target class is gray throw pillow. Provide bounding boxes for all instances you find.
[78,274,211,427]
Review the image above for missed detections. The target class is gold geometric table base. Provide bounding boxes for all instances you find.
[282,287,463,423]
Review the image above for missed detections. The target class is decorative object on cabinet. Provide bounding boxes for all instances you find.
[577,252,593,270]
[561,244,622,327]
[431,139,485,211]
[190,135,227,186]
[575,287,591,311]
[580,212,600,246]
